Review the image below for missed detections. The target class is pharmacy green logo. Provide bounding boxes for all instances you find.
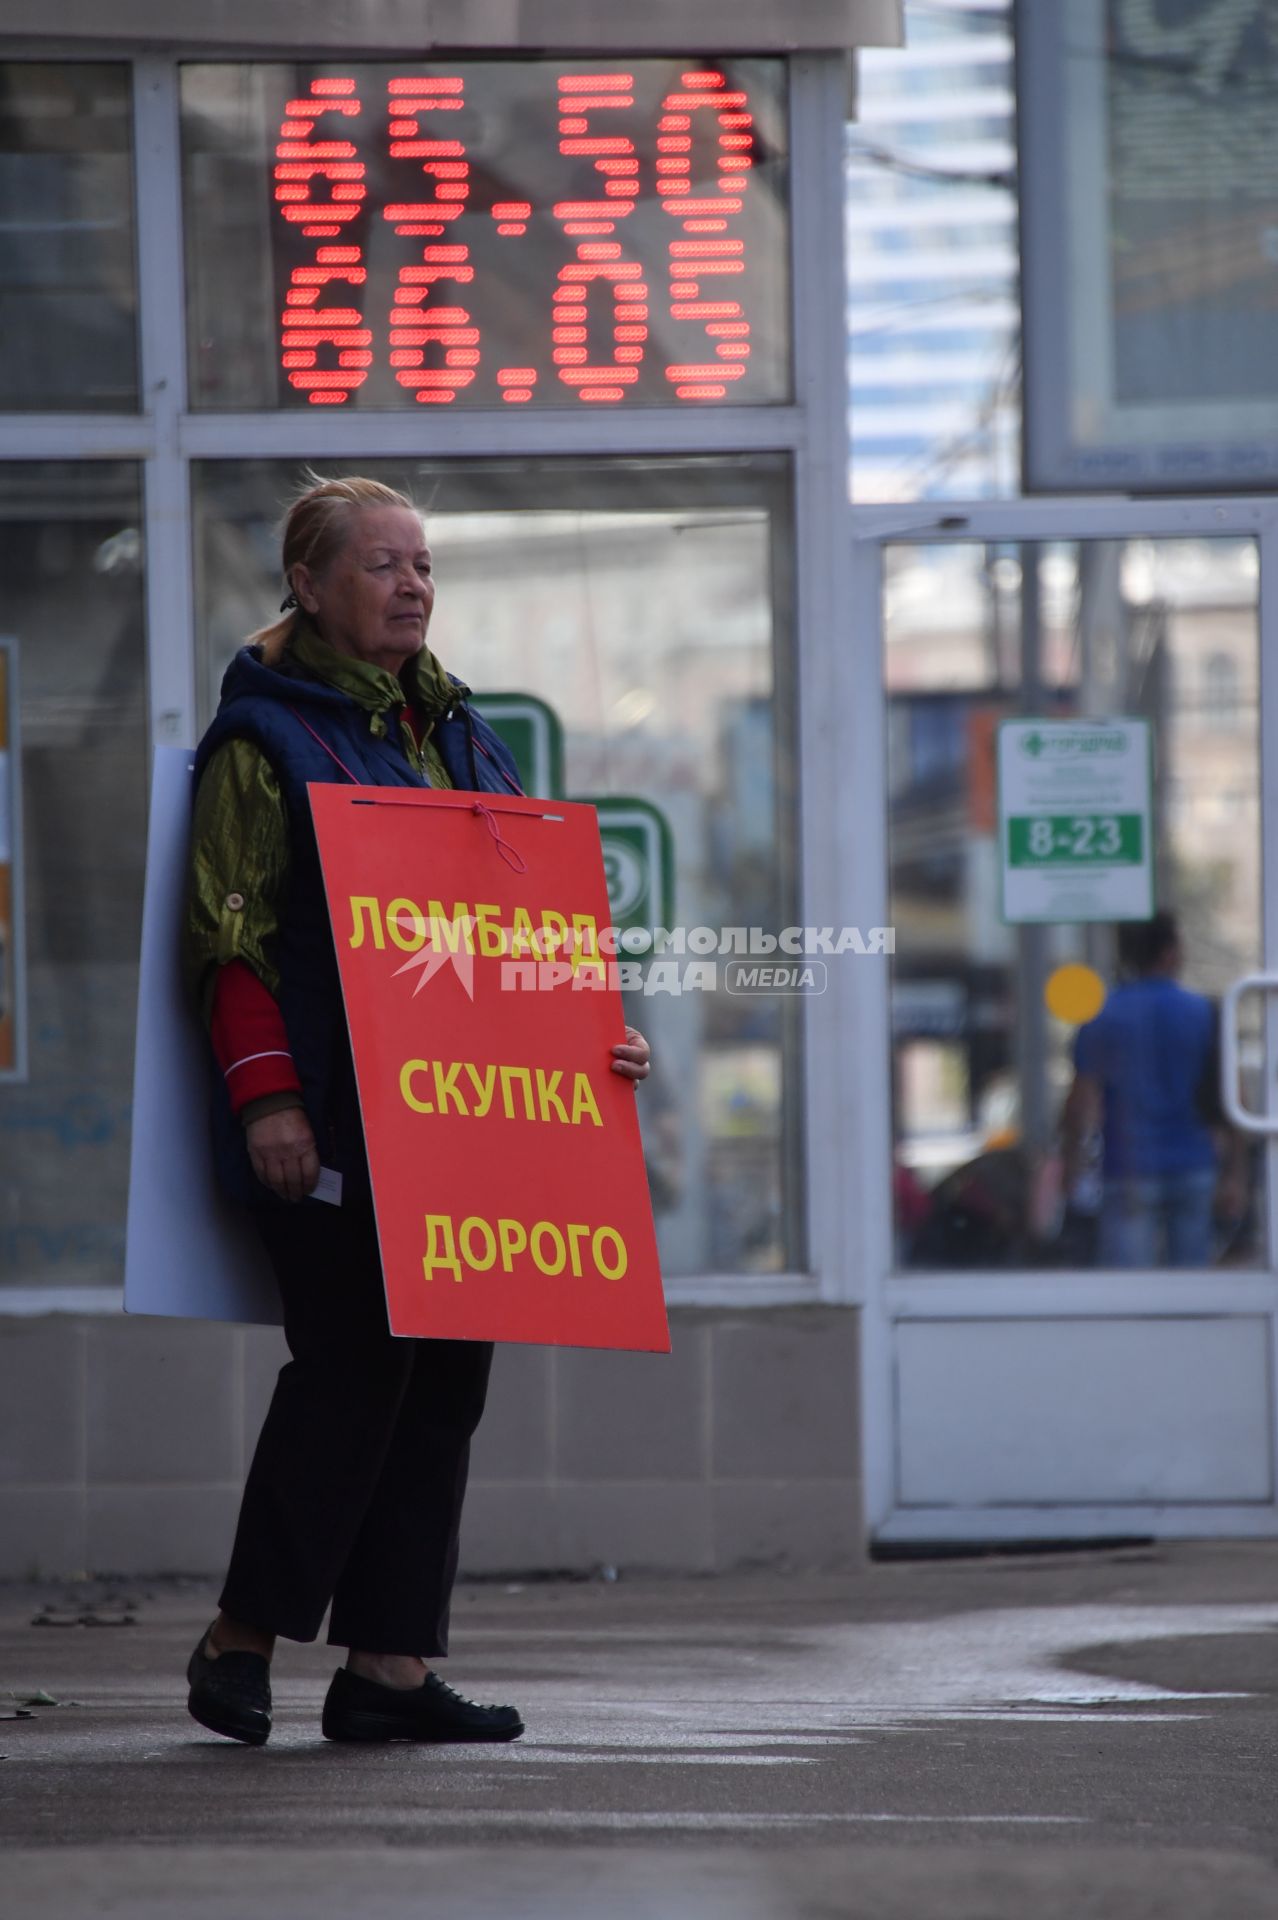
[1018,728,1127,759]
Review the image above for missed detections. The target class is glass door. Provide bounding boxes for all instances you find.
[850,499,1278,1547]
[888,533,1262,1274]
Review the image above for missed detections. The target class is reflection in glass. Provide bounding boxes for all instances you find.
[0,65,138,411]
[193,456,800,1276]
[0,464,147,1287]
[848,1,1018,503]
[885,537,1263,1272]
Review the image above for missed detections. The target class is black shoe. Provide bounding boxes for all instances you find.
[186,1626,272,1746]
[321,1665,524,1744]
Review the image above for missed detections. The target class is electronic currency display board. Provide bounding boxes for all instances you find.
[181,60,789,411]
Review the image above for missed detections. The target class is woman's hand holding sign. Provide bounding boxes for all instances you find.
[610,1026,651,1084]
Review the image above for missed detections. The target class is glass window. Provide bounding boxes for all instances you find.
[1021,3,1278,490]
[1203,650,1241,730]
[0,463,147,1288]
[884,536,1263,1274]
[193,455,801,1277]
[847,0,1020,504]
[0,65,138,411]
[180,60,789,411]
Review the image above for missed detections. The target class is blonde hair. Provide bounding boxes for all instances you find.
[248,473,418,666]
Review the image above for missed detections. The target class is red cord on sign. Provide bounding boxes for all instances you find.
[473,801,528,873]
[286,707,362,782]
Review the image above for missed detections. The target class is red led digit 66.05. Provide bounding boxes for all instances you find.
[272,68,757,406]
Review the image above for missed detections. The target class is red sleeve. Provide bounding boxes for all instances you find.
[209,960,304,1114]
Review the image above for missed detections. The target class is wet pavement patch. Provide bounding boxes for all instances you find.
[1059,1631,1278,1698]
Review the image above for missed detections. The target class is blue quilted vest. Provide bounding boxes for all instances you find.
[193,644,523,1208]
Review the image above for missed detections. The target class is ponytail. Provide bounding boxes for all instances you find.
[246,610,299,667]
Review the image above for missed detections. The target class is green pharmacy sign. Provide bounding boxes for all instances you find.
[996,718,1153,924]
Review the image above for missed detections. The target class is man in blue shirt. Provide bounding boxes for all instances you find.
[1062,912,1240,1267]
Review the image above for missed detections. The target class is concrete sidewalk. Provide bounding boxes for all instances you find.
[5,1542,1278,1917]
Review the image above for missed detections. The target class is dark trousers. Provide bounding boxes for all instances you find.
[219,1198,493,1654]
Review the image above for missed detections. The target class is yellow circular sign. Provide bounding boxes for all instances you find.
[1044,963,1106,1026]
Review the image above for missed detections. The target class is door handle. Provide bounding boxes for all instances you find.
[1221,973,1278,1134]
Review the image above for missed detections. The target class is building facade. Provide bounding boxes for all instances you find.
[8,1,1278,1580]
[0,2,903,1578]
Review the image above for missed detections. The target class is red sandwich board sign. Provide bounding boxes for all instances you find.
[310,784,669,1352]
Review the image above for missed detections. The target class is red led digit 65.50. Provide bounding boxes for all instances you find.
[274,67,757,407]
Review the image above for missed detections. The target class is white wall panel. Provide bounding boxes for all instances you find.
[896,1317,1274,1507]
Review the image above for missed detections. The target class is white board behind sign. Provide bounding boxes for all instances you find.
[124,747,281,1326]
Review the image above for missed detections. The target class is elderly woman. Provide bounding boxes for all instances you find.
[183,475,649,1747]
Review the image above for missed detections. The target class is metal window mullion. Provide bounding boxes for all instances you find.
[844,536,893,1284]
[789,54,858,1306]
[663,1271,822,1308]
[133,56,196,750]
[176,406,806,461]
[853,495,1278,543]
[0,417,155,458]
[887,1272,1278,1315]
[1257,518,1278,1275]
[847,534,896,1534]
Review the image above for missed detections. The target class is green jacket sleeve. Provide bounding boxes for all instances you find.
[183,738,290,1023]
